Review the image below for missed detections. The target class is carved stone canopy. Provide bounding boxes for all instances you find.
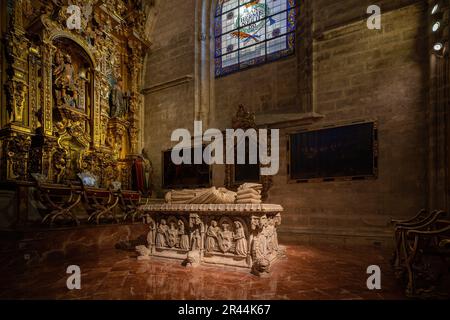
[232,104,256,130]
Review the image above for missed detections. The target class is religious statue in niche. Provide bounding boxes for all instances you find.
[53,49,84,109]
[109,77,129,118]
[53,49,86,111]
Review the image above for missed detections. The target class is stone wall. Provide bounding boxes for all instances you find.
[143,0,429,244]
[269,1,428,244]
[143,0,197,195]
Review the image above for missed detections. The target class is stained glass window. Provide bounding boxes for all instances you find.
[215,0,297,77]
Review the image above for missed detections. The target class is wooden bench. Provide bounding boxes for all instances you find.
[118,189,144,222]
[32,174,82,226]
[391,210,444,271]
[393,210,450,297]
[78,172,119,224]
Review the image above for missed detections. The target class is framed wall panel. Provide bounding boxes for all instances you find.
[162,146,212,189]
[288,121,378,182]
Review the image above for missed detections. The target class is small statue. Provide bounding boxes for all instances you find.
[250,215,270,276]
[145,216,156,247]
[272,214,281,251]
[190,214,203,251]
[63,54,75,88]
[167,221,179,248]
[53,50,65,84]
[218,223,233,253]
[110,77,128,118]
[178,220,190,250]
[264,218,276,252]
[53,50,80,109]
[141,148,153,196]
[70,88,80,109]
[206,220,220,252]
[156,219,169,248]
[234,221,247,256]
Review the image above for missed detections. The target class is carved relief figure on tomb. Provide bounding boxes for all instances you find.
[178,220,190,251]
[156,219,169,248]
[258,215,268,253]
[251,233,270,274]
[218,223,233,253]
[206,220,220,252]
[250,215,271,275]
[110,77,128,118]
[167,222,179,248]
[250,215,260,231]
[264,218,276,252]
[234,221,247,256]
[189,214,204,251]
[191,227,202,251]
[146,217,156,247]
[272,214,281,250]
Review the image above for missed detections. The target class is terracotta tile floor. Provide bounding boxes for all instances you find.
[0,244,405,300]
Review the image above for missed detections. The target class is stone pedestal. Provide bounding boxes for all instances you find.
[136,203,284,276]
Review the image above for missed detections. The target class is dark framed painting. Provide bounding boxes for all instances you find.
[162,146,211,189]
[288,121,378,182]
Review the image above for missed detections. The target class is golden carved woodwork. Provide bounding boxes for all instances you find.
[0,0,151,188]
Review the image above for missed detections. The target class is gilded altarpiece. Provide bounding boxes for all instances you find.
[0,0,152,189]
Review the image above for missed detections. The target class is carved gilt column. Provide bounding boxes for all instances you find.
[41,42,54,137]
[128,41,145,155]
[4,0,30,130]
[0,0,33,181]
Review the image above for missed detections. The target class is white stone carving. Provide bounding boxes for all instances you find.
[135,203,284,276]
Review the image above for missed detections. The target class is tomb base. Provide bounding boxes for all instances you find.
[137,203,284,276]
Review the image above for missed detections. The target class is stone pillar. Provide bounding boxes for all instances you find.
[428,0,450,212]
[297,0,314,114]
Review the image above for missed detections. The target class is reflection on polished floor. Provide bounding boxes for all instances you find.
[0,244,405,300]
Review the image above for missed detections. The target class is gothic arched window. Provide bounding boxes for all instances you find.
[215,0,297,77]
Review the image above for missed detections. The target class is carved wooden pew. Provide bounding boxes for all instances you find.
[136,203,284,276]
[399,216,450,297]
[391,210,443,270]
[82,187,120,224]
[392,209,429,226]
[118,189,143,222]
[32,174,82,226]
[78,172,119,224]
